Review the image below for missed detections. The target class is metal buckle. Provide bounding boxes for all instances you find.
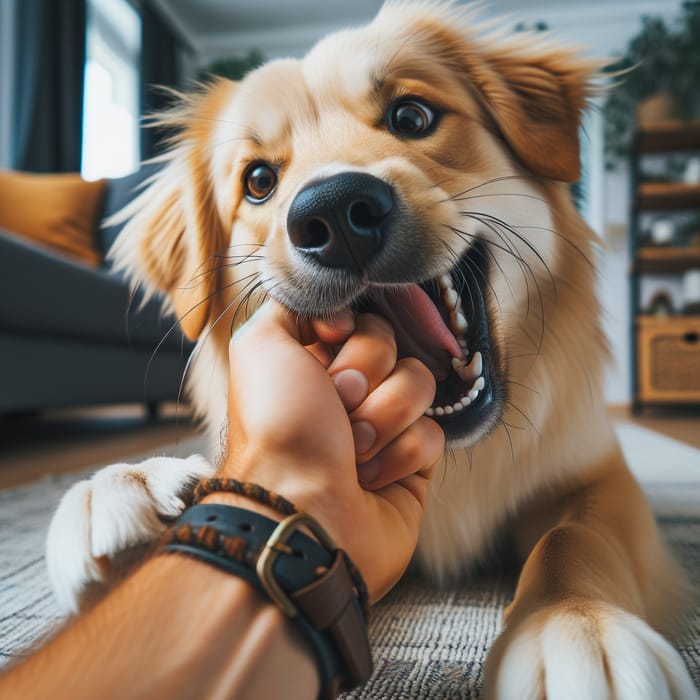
[256,512,337,618]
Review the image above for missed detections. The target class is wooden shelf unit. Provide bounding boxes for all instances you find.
[629,122,700,412]
[636,247,700,273]
[636,182,700,211]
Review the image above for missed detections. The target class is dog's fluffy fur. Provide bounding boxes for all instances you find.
[47,2,698,697]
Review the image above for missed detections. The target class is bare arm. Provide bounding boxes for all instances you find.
[0,530,319,700]
[2,303,443,699]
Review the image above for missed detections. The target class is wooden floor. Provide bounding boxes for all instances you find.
[0,403,698,491]
[0,403,200,489]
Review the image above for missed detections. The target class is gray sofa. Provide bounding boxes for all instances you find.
[0,165,192,414]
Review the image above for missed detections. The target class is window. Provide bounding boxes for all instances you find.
[81,0,141,181]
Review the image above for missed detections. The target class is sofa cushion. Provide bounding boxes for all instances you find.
[0,170,105,267]
[0,229,190,352]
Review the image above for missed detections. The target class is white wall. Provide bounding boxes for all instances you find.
[0,0,16,169]
[185,0,685,404]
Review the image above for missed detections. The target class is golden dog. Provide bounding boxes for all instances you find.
[47,2,697,697]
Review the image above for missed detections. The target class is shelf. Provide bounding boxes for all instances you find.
[635,120,700,152]
[636,246,700,273]
[636,315,700,327]
[635,182,700,210]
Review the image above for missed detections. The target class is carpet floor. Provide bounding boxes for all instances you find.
[0,424,698,698]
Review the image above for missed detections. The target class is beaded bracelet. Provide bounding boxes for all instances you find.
[192,478,369,618]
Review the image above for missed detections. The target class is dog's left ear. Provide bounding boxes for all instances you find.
[109,79,237,340]
[469,47,598,182]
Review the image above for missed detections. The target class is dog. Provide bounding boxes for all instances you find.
[46,2,698,697]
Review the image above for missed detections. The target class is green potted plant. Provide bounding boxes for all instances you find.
[604,1,700,164]
[198,49,266,82]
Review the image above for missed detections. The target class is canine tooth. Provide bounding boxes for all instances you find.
[460,351,482,380]
[451,357,466,370]
[473,376,485,391]
[425,407,435,417]
[444,405,454,415]
[455,312,468,332]
[435,407,445,416]
[468,388,479,401]
[460,396,471,407]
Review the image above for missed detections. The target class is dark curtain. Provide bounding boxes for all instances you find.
[12,0,86,173]
[140,2,181,160]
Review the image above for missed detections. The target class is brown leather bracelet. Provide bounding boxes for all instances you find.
[161,503,373,698]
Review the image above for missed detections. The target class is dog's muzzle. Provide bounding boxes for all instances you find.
[287,172,395,273]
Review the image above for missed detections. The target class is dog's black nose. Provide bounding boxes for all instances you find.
[287,172,394,272]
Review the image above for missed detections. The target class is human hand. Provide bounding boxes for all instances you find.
[218,300,444,602]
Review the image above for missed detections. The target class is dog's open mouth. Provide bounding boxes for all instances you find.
[357,240,497,440]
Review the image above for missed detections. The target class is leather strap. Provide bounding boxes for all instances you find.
[161,504,372,697]
[292,551,372,685]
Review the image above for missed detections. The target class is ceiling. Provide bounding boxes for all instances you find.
[151,0,684,64]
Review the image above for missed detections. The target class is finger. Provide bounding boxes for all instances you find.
[357,417,444,489]
[350,357,436,461]
[310,309,355,345]
[328,313,397,411]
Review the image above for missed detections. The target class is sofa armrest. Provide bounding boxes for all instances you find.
[0,229,190,352]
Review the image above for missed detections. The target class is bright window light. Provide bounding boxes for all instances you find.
[81,0,141,181]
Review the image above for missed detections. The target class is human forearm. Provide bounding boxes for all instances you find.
[1,546,318,700]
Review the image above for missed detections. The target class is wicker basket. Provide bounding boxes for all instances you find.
[638,316,700,402]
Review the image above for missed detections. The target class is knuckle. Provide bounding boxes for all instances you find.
[416,417,446,456]
[399,357,436,393]
[361,313,397,344]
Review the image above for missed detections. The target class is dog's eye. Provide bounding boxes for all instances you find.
[244,162,277,203]
[388,99,436,138]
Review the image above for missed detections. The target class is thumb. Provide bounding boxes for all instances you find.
[230,299,302,354]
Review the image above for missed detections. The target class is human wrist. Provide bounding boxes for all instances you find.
[200,490,283,522]
[163,493,373,695]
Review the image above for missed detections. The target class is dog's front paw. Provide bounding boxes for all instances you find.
[483,600,698,700]
[46,455,214,614]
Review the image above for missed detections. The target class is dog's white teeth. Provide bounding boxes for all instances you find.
[439,274,452,290]
[458,338,468,350]
[424,371,488,417]
[456,351,482,380]
[455,352,482,382]
[451,357,466,370]
[444,288,459,309]
[454,312,468,333]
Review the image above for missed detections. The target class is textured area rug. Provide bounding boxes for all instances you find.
[0,425,698,698]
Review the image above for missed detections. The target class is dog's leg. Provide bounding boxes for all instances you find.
[483,447,698,700]
[46,455,215,614]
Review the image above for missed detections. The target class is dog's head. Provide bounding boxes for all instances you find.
[112,1,602,445]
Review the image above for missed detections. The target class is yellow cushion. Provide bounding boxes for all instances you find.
[0,171,106,267]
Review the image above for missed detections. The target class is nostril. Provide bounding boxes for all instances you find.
[349,201,377,230]
[302,219,331,249]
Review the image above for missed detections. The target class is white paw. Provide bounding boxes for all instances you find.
[46,455,214,614]
[485,601,699,700]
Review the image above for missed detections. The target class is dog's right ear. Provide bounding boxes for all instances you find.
[110,79,237,340]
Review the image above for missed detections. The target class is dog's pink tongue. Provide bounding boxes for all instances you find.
[369,284,461,380]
